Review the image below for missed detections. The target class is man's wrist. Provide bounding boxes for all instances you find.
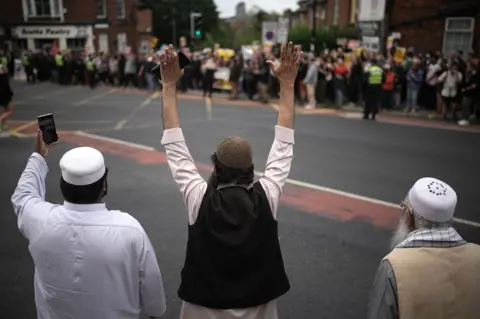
[33,151,46,159]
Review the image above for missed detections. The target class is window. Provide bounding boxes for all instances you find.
[99,34,109,53]
[52,0,60,16]
[333,0,340,25]
[115,0,126,19]
[117,33,127,53]
[35,0,51,16]
[321,7,326,21]
[67,39,86,51]
[443,17,474,55]
[25,0,61,17]
[95,0,106,18]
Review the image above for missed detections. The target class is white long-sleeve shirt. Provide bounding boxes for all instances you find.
[161,125,294,319]
[11,153,166,319]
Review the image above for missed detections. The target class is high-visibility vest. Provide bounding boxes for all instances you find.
[368,65,383,85]
[86,60,94,71]
[55,54,63,66]
[0,56,7,66]
[23,56,29,66]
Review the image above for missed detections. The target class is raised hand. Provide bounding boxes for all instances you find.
[159,44,182,85]
[266,42,302,86]
[34,130,58,158]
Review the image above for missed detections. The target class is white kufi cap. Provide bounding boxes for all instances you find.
[408,177,457,222]
[59,147,106,186]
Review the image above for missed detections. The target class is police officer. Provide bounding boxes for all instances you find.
[55,51,64,84]
[86,54,96,89]
[363,58,385,120]
[23,51,35,84]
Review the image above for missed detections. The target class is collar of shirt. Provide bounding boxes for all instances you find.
[63,201,107,212]
[396,227,466,249]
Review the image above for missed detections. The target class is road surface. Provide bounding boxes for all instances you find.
[1,82,479,318]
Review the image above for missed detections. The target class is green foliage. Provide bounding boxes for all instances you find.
[286,25,356,54]
[196,9,281,49]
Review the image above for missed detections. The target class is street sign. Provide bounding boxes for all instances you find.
[277,18,289,43]
[358,0,386,22]
[262,21,278,45]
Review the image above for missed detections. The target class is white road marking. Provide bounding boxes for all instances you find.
[270,103,279,111]
[74,88,117,106]
[206,98,212,120]
[114,93,158,130]
[114,120,127,130]
[71,131,480,228]
[340,112,363,119]
[73,131,156,151]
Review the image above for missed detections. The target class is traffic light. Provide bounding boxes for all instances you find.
[190,13,203,39]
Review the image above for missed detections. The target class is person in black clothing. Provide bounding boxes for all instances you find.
[458,61,480,125]
[0,64,14,131]
[202,54,216,98]
[118,54,126,87]
[158,42,302,318]
[23,51,36,84]
[228,56,242,100]
[295,56,308,104]
[316,56,329,103]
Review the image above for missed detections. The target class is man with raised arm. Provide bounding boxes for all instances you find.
[159,42,302,319]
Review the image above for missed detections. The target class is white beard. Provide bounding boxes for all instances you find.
[390,217,412,250]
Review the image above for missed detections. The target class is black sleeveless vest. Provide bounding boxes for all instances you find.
[178,181,290,309]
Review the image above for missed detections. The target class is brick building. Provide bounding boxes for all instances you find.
[287,0,358,28]
[386,0,480,55]
[0,0,152,54]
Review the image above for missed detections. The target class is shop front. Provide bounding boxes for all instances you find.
[10,25,93,52]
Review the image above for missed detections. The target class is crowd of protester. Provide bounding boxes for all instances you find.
[1,44,479,127]
[227,47,479,126]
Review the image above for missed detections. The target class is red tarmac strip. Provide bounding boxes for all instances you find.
[59,131,401,229]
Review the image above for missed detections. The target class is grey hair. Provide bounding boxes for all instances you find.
[404,196,453,230]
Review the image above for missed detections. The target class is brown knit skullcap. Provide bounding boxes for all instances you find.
[216,136,253,169]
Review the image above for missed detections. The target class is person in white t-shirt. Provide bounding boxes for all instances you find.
[438,63,463,121]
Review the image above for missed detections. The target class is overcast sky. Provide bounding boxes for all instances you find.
[217,0,298,18]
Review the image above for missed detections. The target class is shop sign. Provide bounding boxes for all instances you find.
[12,26,89,39]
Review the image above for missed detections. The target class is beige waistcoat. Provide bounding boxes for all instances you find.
[384,243,480,319]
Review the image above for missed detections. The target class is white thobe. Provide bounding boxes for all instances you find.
[161,125,295,319]
[11,153,166,319]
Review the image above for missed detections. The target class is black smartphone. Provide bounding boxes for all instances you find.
[152,50,191,81]
[37,113,58,145]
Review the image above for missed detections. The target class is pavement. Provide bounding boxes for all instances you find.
[1,81,479,319]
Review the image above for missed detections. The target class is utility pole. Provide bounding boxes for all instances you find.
[310,0,317,53]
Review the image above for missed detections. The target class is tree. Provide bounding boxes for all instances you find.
[137,0,219,47]
[287,25,357,54]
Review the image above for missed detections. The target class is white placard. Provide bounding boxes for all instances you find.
[13,59,26,81]
[262,21,278,45]
[11,26,89,39]
[214,67,230,81]
[358,0,386,22]
[362,36,380,52]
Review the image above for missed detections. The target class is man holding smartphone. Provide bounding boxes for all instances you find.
[11,131,166,319]
[159,43,301,318]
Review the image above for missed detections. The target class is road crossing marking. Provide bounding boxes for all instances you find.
[114,92,158,130]
[67,131,480,228]
[74,88,117,106]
